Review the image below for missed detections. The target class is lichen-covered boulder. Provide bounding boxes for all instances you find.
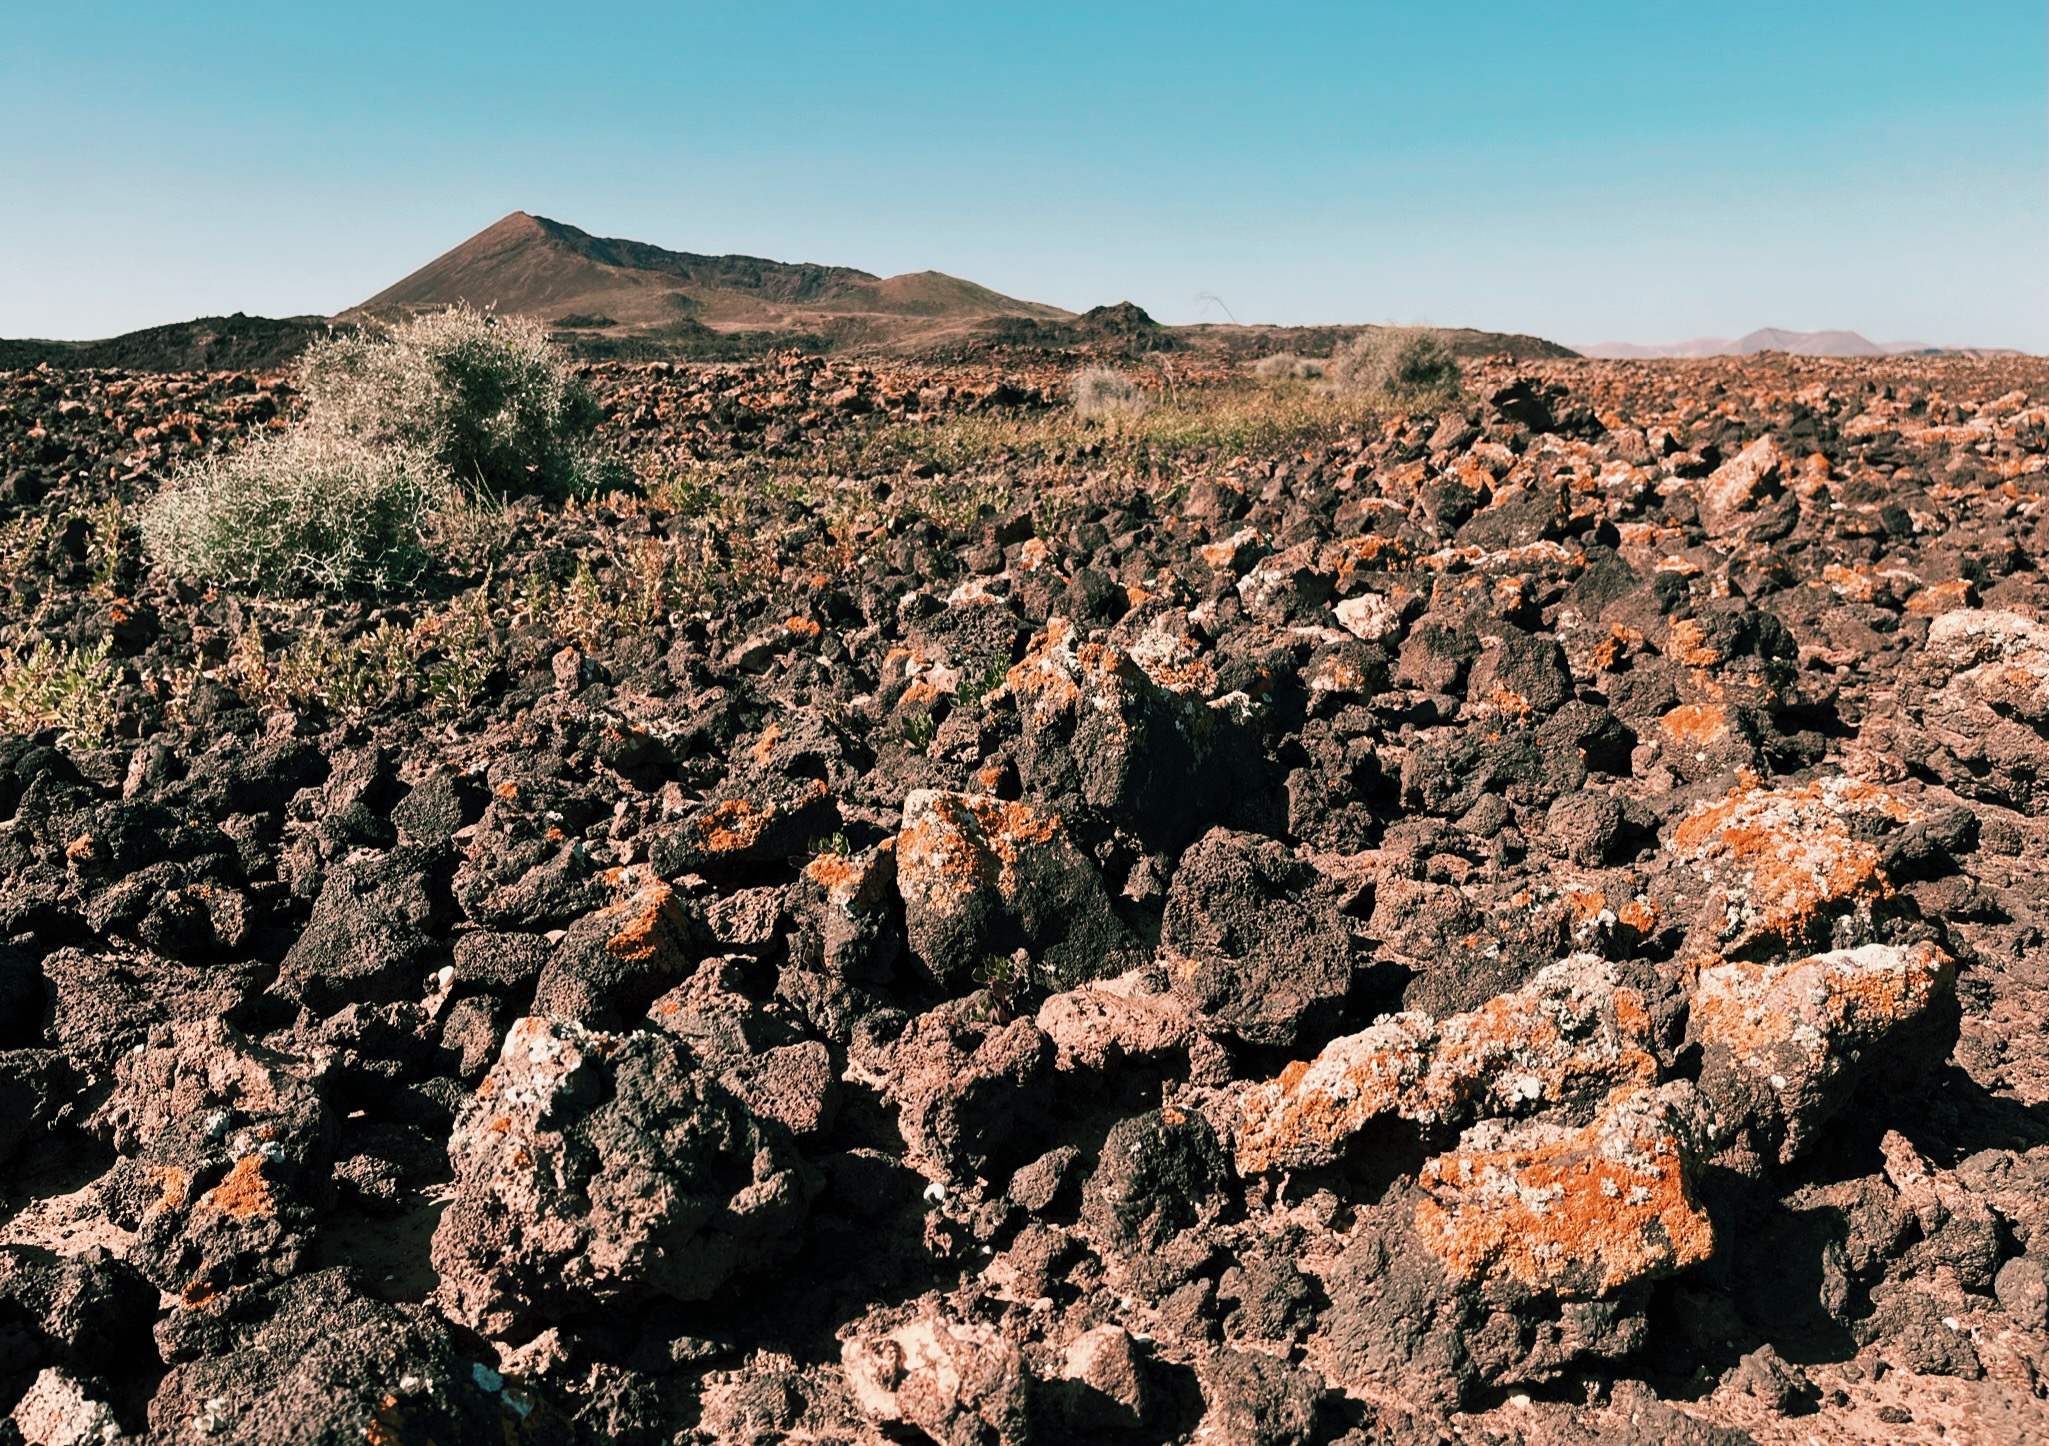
[1689,941,1957,1163]
[1236,956,1658,1175]
[1669,775,1921,958]
[1909,608,2049,809]
[895,789,1135,994]
[530,875,704,1027]
[432,1017,813,1337]
[88,1020,334,1296]
[648,773,839,875]
[1414,1082,1714,1299]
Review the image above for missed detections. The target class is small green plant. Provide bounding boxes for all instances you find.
[810,830,853,858]
[1069,367,1151,422]
[641,456,729,517]
[1329,326,1461,403]
[0,637,119,745]
[900,712,938,750]
[973,952,1027,1020]
[956,655,1011,708]
[87,498,127,593]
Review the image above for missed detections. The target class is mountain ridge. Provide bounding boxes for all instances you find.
[347,211,1074,354]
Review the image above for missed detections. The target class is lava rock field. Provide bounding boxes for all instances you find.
[0,349,2045,1445]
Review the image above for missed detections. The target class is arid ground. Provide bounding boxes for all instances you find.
[0,345,2046,1445]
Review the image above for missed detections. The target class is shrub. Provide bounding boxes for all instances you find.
[296,306,606,501]
[142,306,608,597]
[1329,326,1461,402]
[1252,353,1326,380]
[141,432,445,595]
[1069,367,1150,421]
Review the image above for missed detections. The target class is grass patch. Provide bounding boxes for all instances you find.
[817,380,1390,478]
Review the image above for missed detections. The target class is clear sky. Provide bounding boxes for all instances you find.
[3,2,2043,349]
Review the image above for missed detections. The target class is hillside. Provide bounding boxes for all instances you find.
[0,313,343,372]
[348,211,1074,355]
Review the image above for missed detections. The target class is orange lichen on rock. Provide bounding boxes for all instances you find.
[1822,563,1884,604]
[199,1153,276,1222]
[1689,941,1954,1160]
[1236,957,1658,1175]
[1199,527,1268,572]
[1925,609,2049,722]
[1006,617,1151,718]
[1658,701,1732,748]
[1124,620,1218,697]
[599,880,694,972]
[693,779,829,854]
[1586,624,1644,674]
[896,789,1062,912]
[1415,1085,1714,1298]
[150,1164,192,1214]
[1670,775,1919,956]
[1662,618,1722,668]
[1904,578,1975,616]
[804,838,898,915]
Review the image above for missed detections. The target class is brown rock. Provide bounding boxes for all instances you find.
[1691,942,1955,1163]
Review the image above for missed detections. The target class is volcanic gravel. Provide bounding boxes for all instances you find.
[0,349,2046,1445]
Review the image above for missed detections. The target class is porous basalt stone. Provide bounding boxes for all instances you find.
[1691,942,1956,1163]
[432,1016,813,1337]
[895,788,1135,993]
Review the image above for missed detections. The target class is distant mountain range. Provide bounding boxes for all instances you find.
[1576,327,2006,359]
[4,217,2011,370]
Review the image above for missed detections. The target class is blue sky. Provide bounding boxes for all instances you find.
[3,2,2043,348]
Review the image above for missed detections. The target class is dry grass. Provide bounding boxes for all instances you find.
[1070,367,1151,421]
[819,378,1392,478]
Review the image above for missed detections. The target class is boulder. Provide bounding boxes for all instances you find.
[1160,828,1357,1049]
[895,789,1135,994]
[432,1017,813,1337]
[839,1304,1031,1446]
[1690,943,1957,1163]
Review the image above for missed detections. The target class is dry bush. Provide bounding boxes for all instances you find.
[142,306,608,597]
[1329,326,1461,402]
[1252,353,1326,380]
[0,637,119,745]
[297,306,606,502]
[141,432,445,595]
[1070,367,1151,421]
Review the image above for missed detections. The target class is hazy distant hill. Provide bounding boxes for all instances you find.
[1578,327,1949,359]
[347,212,1075,356]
